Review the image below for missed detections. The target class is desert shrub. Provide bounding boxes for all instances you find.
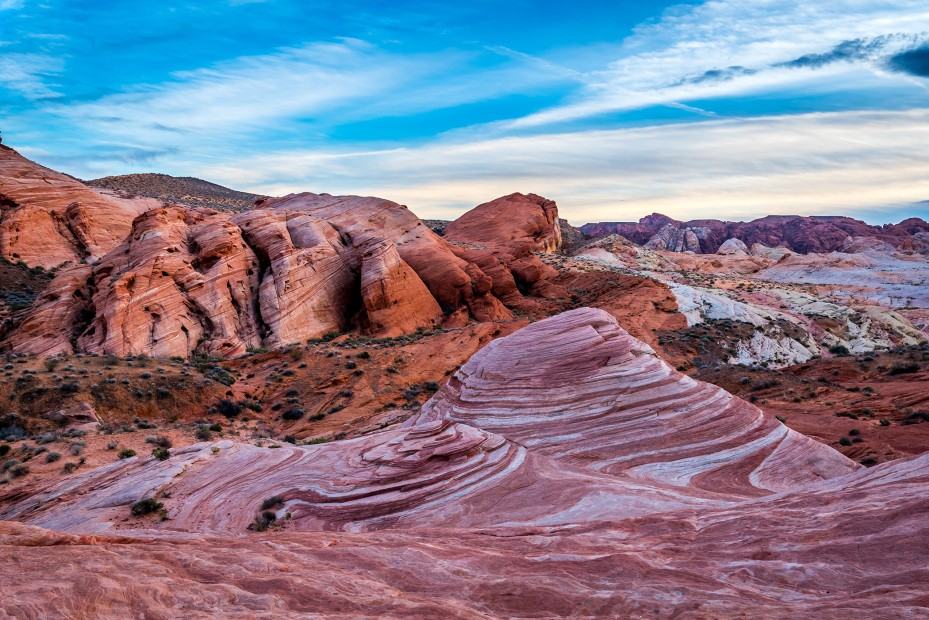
[151,446,170,461]
[261,495,285,510]
[424,381,440,393]
[879,418,891,426]
[106,440,118,450]
[285,389,299,397]
[217,399,244,418]
[860,457,878,466]
[9,463,29,478]
[902,412,929,426]
[62,462,78,473]
[0,444,9,458]
[209,422,222,432]
[130,497,163,516]
[829,344,850,356]
[887,363,919,376]
[750,379,780,392]
[282,408,304,421]
[44,451,61,463]
[356,351,371,360]
[145,435,172,448]
[242,400,262,413]
[249,511,277,532]
[1,459,21,473]
[839,437,852,447]
[36,432,57,444]
[353,369,364,376]
[341,389,353,398]
[196,428,213,441]
[117,448,136,459]
[849,429,860,436]
[327,405,344,414]
[309,412,326,421]
[69,440,86,456]
[59,382,80,394]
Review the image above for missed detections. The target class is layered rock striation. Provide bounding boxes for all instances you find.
[0,146,157,268]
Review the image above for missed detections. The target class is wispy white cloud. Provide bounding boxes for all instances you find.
[505,0,929,129]
[46,38,569,148]
[0,53,63,100]
[194,109,929,224]
[0,0,25,10]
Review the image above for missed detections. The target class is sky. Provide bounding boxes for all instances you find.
[2,0,929,225]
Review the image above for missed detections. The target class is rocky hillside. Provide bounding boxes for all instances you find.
[582,212,929,254]
[86,173,261,212]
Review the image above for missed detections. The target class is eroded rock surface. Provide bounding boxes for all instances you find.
[0,146,156,268]
[9,193,513,357]
[2,308,927,617]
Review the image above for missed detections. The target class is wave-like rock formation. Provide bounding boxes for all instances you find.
[3,308,858,534]
[3,308,929,616]
[9,193,513,357]
[0,145,156,268]
[581,212,929,254]
[410,308,858,494]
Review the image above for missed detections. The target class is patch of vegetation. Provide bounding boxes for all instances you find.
[130,497,164,516]
[282,408,305,421]
[887,363,919,376]
[117,448,137,459]
[261,495,285,510]
[151,446,170,460]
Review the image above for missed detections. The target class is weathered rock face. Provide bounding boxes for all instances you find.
[357,237,442,336]
[717,237,749,255]
[643,223,702,252]
[581,212,929,254]
[444,192,562,253]
[4,308,927,617]
[444,193,566,311]
[0,145,156,268]
[10,194,511,357]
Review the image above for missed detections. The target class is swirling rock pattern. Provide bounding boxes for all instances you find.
[1,308,928,616]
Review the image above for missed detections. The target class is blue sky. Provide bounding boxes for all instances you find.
[2,0,929,224]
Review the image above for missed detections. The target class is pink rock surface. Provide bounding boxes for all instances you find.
[1,309,928,617]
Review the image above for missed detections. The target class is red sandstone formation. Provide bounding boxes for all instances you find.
[444,192,562,252]
[581,212,929,254]
[0,146,156,268]
[9,192,513,357]
[444,193,566,309]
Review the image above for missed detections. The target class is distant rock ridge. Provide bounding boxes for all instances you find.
[581,212,929,254]
[86,173,261,212]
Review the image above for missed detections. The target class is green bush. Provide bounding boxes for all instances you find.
[117,449,137,459]
[151,447,170,461]
[130,497,163,516]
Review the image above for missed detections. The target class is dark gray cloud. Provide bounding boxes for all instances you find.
[774,33,929,71]
[775,36,894,69]
[674,65,756,86]
[888,45,929,77]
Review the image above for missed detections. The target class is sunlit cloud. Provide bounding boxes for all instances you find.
[196,109,929,225]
